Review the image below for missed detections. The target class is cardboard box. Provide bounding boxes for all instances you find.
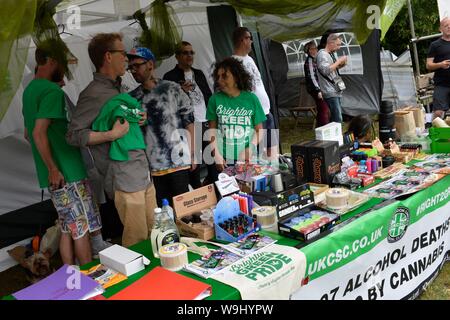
[308,183,329,203]
[99,244,150,276]
[315,122,344,146]
[276,184,339,242]
[356,173,375,187]
[308,140,341,185]
[173,184,217,240]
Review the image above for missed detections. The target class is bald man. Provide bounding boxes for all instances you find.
[427,17,450,119]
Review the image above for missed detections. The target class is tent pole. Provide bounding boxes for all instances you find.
[407,0,421,78]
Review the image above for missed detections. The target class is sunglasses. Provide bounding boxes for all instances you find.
[127,61,147,71]
[109,49,127,57]
[181,50,195,56]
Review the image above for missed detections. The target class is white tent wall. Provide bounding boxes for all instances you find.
[0,1,217,215]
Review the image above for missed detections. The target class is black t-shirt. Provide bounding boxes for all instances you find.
[427,38,450,86]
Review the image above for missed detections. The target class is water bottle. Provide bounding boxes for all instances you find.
[162,198,175,222]
[150,207,180,258]
[150,208,162,258]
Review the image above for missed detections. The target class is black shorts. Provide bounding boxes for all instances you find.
[432,85,450,111]
[262,113,279,148]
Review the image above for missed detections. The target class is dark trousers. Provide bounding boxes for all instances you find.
[99,197,123,240]
[189,122,218,189]
[153,169,190,207]
[311,93,330,127]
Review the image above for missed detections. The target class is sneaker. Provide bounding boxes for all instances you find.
[91,240,113,259]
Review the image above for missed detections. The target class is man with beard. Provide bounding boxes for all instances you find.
[22,44,100,266]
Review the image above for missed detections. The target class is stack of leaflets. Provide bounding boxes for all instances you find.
[183,233,276,279]
[364,168,444,199]
[223,233,276,257]
[81,264,127,289]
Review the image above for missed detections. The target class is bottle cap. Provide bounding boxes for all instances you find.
[162,198,169,206]
[154,208,162,214]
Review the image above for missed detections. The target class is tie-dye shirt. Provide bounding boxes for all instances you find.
[130,80,195,173]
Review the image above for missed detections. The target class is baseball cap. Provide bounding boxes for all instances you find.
[127,47,155,61]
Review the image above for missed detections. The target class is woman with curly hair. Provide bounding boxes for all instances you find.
[206,57,266,172]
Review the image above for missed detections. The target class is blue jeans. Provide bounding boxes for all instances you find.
[325,97,343,123]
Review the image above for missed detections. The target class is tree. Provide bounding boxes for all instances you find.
[382,0,440,75]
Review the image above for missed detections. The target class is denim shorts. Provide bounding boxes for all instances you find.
[49,180,102,240]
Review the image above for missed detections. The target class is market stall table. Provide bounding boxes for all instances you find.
[3,173,449,300]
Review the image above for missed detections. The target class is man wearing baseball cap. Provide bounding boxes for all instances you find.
[128,47,196,207]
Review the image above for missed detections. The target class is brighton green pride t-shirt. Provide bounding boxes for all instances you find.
[22,79,86,188]
[206,91,266,160]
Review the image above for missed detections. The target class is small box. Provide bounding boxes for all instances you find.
[392,152,412,163]
[291,140,315,183]
[252,175,269,192]
[307,183,329,197]
[308,140,341,185]
[356,173,375,187]
[173,184,217,240]
[347,164,359,178]
[307,183,329,203]
[315,122,344,146]
[99,244,150,276]
[276,184,340,242]
[358,147,378,157]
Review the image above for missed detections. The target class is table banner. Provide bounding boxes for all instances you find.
[211,244,306,300]
[293,176,450,300]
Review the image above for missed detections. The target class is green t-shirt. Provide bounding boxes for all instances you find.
[22,79,87,188]
[92,93,146,161]
[206,91,266,160]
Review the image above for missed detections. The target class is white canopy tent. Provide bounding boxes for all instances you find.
[0,0,219,215]
[0,1,397,271]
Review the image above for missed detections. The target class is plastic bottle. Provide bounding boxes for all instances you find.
[150,207,180,258]
[162,198,175,222]
[150,208,162,258]
[366,158,372,173]
[359,160,367,173]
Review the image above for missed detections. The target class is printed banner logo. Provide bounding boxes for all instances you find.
[387,207,410,243]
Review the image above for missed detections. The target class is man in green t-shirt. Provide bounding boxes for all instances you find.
[22,46,107,266]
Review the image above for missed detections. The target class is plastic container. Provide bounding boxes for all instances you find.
[150,207,180,258]
[429,127,450,153]
[162,198,175,222]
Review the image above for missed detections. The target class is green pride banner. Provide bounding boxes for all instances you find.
[210,244,306,300]
[293,175,450,300]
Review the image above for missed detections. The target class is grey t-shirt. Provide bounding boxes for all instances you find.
[316,49,342,98]
[66,73,151,199]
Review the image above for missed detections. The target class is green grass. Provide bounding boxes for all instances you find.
[417,262,450,300]
[279,116,450,300]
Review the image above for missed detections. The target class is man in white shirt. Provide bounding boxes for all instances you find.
[232,27,279,160]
